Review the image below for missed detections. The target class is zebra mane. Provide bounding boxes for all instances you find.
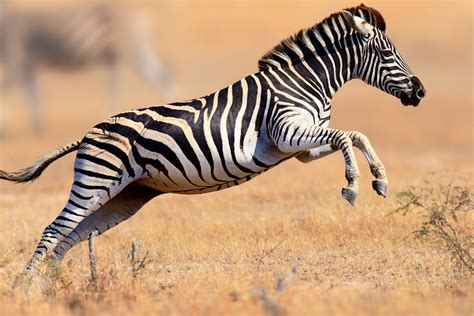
[258,4,386,71]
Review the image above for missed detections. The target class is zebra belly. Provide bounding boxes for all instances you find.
[135,169,267,195]
[133,120,287,194]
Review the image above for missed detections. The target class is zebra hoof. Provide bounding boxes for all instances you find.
[341,187,357,206]
[372,180,388,198]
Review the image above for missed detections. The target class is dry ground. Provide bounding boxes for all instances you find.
[0,1,473,315]
[0,160,473,315]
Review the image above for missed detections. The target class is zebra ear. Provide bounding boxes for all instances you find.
[340,10,374,37]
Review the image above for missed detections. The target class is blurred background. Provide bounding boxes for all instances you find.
[0,0,472,179]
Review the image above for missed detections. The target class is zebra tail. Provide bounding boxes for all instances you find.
[0,141,81,183]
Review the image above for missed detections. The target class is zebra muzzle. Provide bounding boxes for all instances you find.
[401,76,426,107]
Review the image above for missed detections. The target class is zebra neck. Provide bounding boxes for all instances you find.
[259,29,364,102]
[303,33,363,99]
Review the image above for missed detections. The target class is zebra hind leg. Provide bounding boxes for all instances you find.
[23,202,101,275]
[13,188,128,292]
[12,196,106,290]
[22,174,125,276]
[52,184,160,262]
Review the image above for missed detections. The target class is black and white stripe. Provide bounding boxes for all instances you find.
[0,4,425,274]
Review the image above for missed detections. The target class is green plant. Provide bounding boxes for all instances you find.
[393,181,473,273]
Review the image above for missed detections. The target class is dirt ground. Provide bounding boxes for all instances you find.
[0,1,472,315]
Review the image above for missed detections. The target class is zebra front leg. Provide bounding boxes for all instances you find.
[272,121,360,205]
[296,132,388,197]
[295,144,339,162]
[339,137,360,206]
[346,131,388,197]
[295,143,360,203]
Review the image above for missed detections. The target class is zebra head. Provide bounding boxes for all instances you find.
[341,7,426,107]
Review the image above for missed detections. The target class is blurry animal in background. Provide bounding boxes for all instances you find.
[0,4,425,275]
[0,1,170,134]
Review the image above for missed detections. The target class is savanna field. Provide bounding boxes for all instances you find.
[0,1,472,315]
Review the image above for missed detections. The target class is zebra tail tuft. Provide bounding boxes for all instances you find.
[0,141,81,183]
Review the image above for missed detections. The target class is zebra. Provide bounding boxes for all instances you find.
[0,4,425,275]
[0,1,170,134]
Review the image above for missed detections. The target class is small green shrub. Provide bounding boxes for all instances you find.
[393,181,473,273]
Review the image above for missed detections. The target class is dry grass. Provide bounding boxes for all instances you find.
[0,1,473,315]
[0,161,472,315]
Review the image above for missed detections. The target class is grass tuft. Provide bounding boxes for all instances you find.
[392,180,473,273]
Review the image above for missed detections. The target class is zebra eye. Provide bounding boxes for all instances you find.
[381,50,392,58]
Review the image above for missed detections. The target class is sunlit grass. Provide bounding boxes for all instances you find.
[0,159,472,315]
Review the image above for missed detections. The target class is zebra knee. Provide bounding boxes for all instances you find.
[347,131,370,148]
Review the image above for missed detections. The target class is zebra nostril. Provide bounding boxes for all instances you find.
[411,76,425,99]
[416,89,425,99]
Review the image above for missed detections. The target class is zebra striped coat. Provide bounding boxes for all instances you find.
[0,4,425,275]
